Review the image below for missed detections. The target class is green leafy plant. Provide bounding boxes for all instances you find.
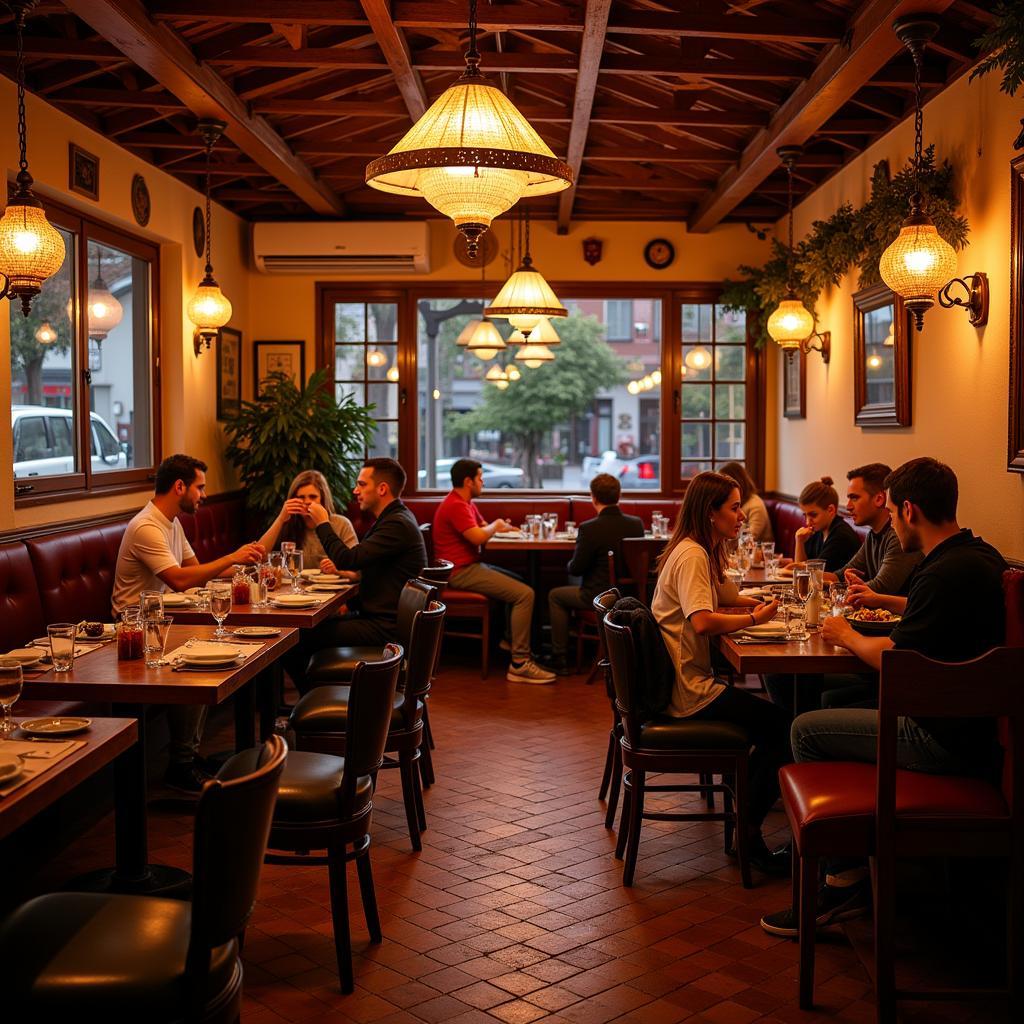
[223,367,378,522]
[971,1,1024,99]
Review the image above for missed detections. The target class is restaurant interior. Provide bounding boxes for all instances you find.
[1,1,1023,1021]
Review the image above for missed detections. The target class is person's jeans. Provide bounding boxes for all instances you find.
[792,708,963,876]
[168,705,207,765]
[691,686,792,830]
[764,673,878,716]
[451,562,535,661]
[548,585,588,659]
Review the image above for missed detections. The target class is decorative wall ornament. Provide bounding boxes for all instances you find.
[453,229,498,267]
[216,326,242,421]
[68,143,99,201]
[131,174,151,226]
[582,237,603,265]
[643,238,675,270]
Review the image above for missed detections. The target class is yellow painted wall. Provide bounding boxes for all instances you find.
[766,69,1024,561]
[0,77,250,532]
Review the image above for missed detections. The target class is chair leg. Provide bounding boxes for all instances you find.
[798,853,818,1010]
[480,611,490,679]
[615,772,631,859]
[605,736,622,830]
[623,769,645,886]
[413,757,427,832]
[873,854,897,1024]
[327,841,355,994]
[419,731,435,790]
[722,783,734,856]
[701,771,716,810]
[355,844,383,944]
[399,751,422,851]
[733,759,752,890]
[424,701,436,750]
[598,729,615,801]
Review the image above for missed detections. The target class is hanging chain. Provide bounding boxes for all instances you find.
[912,42,924,192]
[15,4,28,175]
[463,0,479,72]
[524,205,531,259]
[786,159,795,291]
[204,135,213,275]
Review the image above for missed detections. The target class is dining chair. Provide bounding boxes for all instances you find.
[0,735,287,1020]
[592,587,623,828]
[604,614,753,888]
[620,536,665,606]
[267,645,403,993]
[572,551,615,683]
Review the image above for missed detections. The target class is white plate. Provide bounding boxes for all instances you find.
[181,653,243,667]
[270,595,319,607]
[181,642,244,663]
[161,593,195,607]
[300,568,321,577]
[233,626,281,638]
[310,583,348,592]
[0,754,22,782]
[494,531,524,539]
[20,716,92,736]
[4,648,45,666]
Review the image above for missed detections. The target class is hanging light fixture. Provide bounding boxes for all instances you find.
[386,363,400,382]
[529,316,561,346]
[465,319,506,360]
[188,119,232,355]
[627,380,641,395]
[506,364,521,382]
[367,347,388,368]
[486,207,566,339]
[684,346,712,371]
[879,17,988,330]
[34,319,57,344]
[766,146,830,362]
[86,249,123,343]
[0,1,65,317]
[365,0,572,259]
[517,343,554,369]
[485,363,509,389]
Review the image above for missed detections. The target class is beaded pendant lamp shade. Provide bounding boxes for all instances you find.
[365,0,571,259]
[0,1,65,316]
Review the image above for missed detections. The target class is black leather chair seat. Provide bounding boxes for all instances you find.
[0,892,237,1016]
[637,717,750,750]
[306,646,385,684]
[290,686,421,734]
[274,750,372,823]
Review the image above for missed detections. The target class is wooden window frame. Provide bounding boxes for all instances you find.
[13,193,161,507]
[1009,154,1024,472]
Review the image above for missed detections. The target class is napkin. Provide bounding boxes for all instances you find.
[735,622,788,637]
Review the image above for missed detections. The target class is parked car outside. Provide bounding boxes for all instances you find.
[12,405,128,478]
[618,453,660,489]
[418,458,525,488]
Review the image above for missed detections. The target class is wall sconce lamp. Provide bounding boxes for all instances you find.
[937,273,989,326]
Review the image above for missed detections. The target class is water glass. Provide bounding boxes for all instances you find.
[765,554,780,579]
[144,616,173,668]
[209,582,232,637]
[48,622,77,672]
[545,512,558,538]
[793,568,812,605]
[784,601,806,638]
[0,658,22,734]
[831,585,848,617]
[565,520,577,539]
[194,587,211,612]
[139,589,164,621]
[286,549,304,592]
[251,572,269,608]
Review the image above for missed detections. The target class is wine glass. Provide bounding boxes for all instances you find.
[793,568,812,604]
[209,582,232,637]
[286,549,304,592]
[0,659,23,734]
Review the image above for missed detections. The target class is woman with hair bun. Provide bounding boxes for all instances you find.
[793,476,862,572]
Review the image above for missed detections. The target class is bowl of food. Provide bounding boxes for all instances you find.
[846,607,901,635]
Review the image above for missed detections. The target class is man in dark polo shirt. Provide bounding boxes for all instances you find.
[546,473,644,675]
[760,457,1007,938]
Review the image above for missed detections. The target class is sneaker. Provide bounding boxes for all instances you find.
[747,837,792,876]
[506,659,557,684]
[164,760,215,794]
[759,878,871,939]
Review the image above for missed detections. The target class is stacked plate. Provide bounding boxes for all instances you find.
[161,593,195,607]
[269,593,320,608]
[179,642,245,667]
[5,647,45,668]
[0,753,22,783]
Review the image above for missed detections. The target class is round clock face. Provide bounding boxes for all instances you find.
[644,238,675,270]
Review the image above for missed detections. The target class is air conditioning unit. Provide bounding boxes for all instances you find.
[252,221,430,274]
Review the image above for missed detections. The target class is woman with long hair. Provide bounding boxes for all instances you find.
[258,470,358,571]
[719,461,773,543]
[652,471,791,873]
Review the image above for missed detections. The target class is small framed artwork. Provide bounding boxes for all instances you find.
[68,143,100,201]
[255,340,305,398]
[853,282,912,428]
[783,348,806,419]
[216,327,242,421]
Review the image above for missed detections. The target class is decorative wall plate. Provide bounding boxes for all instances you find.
[131,173,151,226]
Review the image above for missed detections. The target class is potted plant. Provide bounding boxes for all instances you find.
[223,368,378,526]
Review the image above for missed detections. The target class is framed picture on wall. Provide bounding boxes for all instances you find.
[68,143,99,201]
[783,349,806,419]
[255,340,305,398]
[216,327,242,421]
[853,282,912,428]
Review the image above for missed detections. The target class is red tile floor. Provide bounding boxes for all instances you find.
[21,659,1010,1024]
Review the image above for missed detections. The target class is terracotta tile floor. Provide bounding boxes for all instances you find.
[21,657,1010,1023]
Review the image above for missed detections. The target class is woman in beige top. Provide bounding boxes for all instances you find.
[719,461,773,543]
[259,470,358,578]
[651,471,790,872]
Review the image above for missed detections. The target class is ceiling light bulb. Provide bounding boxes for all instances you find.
[386,365,400,382]
[34,320,57,344]
[367,347,388,367]
[867,353,883,369]
[506,365,521,381]
[684,345,712,371]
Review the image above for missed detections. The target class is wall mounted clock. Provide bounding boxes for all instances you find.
[644,237,675,270]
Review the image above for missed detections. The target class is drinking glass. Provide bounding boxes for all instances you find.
[565,520,577,540]
[279,541,297,586]
[286,549,304,592]
[144,616,174,668]
[139,589,164,621]
[0,659,22,734]
[736,544,752,573]
[48,622,77,672]
[266,552,285,592]
[831,585,848,617]
[209,583,232,637]
[194,587,211,612]
[759,541,775,563]
[252,569,269,608]
[545,512,558,538]
[784,600,806,638]
[765,554,780,579]
[724,567,744,592]
[805,559,826,578]
[793,568,812,605]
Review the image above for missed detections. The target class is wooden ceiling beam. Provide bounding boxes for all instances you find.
[254,98,409,117]
[556,0,612,235]
[62,0,344,216]
[359,0,428,120]
[0,37,123,60]
[687,0,957,233]
[48,86,187,109]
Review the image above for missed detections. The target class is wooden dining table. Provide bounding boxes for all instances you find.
[22,624,298,895]
[164,583,355,629]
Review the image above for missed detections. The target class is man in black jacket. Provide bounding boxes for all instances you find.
[547,473,644,675]
[291,458,426,687]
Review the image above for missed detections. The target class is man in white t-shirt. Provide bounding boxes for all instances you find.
[113,454,264,792]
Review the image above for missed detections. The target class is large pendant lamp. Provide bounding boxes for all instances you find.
[766,147,815,351]
[187,119,233,355]
[87,250,123,343]
[0,1,65,317]
[365,0,572,259]
[486,208,566,338]
[878,18,957,331]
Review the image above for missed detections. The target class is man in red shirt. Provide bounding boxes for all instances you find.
[433,459,555,684]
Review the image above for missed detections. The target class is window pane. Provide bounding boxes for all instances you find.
[336,382,364,406]
[716,307,747,343]
[365,343,396,378]
[682,421,711,461]
[11,225,77,479]
[368,383,398,418]
[368,303,398,344]
[88,239,151,473]
[334,303,365,343]
[681,303,713,343]
[714,383,746,419]
[682,460,713,478]
[335,345,364,380]
[715,345,745,381]
[715,422,745,460]
[418,296,655,489]
[682,346,713,381]
[682,384,711,419]
[864,305,895,406]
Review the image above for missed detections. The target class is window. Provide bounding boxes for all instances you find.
[604,300,633,341]
[9,198,159,500]
[680,303,749,477]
